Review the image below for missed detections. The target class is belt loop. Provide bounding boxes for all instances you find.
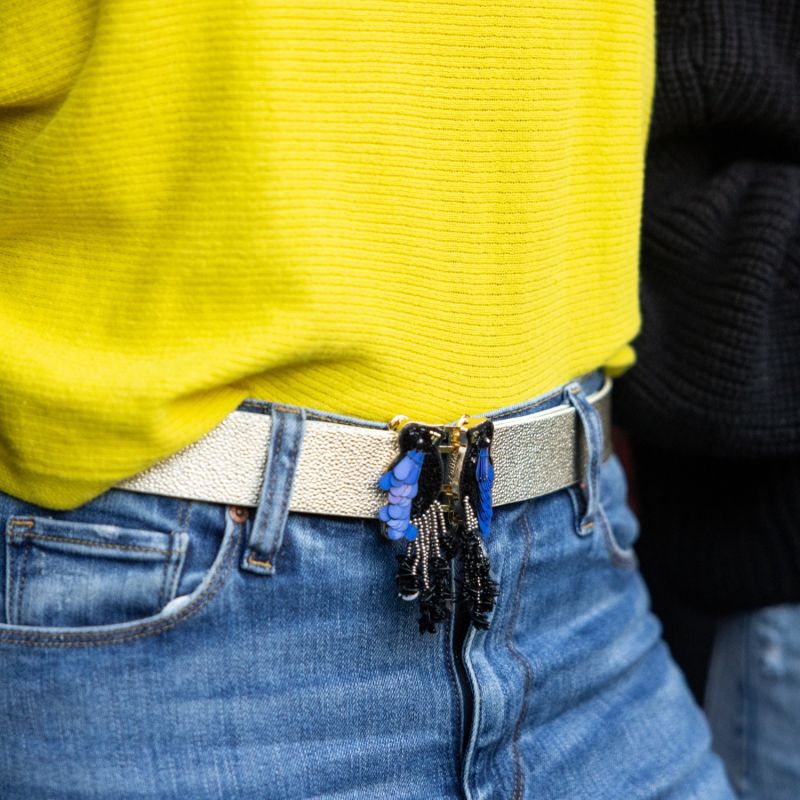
[564,381,603,536]
[241,404,306,576]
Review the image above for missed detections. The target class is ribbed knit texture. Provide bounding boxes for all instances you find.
[633,447,800,614]
[615,0,800,457]
[0,1,654,509]
[614,0,800,612]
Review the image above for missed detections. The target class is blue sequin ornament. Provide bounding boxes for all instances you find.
[476,446,495,539]
[377,449,425,541]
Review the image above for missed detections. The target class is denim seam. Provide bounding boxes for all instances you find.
[158,531,176,610]
[5,535,15,624]
[507,509,536,800]
[172,538,190,601]
[6,530,174,555]
[0,516,242,648]
[3,536,11,625]
[476,386,562,422]
[158,530,175,609]
[460,624,480,800]
[442,594,464,794]
[161,502,192,607]
[159,531,188,610]
[6,536,28,626]
[13,538,32,627]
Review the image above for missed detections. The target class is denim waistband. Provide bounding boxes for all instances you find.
[236,368,606,430]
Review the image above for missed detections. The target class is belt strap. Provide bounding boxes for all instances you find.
[116,376,613,516]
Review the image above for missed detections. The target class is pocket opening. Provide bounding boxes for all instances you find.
[4,516,189,628]
[0,508,241,648]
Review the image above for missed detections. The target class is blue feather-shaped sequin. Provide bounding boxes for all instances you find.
[476,446,494,538]
[377,449,425,541]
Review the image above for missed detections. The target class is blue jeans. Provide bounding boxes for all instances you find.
[705,604,800,800]
[0,369,733,799]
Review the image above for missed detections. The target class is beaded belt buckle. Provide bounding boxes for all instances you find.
[376,413,496,634]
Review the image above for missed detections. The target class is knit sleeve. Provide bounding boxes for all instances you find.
[614,0,800,457]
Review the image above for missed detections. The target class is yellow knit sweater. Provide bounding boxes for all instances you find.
[0,1,654,509]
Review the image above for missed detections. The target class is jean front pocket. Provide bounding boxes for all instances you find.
[5,515,188,628]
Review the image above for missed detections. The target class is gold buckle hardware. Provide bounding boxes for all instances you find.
[388,412,488,514]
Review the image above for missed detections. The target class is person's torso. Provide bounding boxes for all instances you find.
[0,0,654,508]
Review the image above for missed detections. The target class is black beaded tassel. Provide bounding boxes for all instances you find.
[378,423,455,633]
[456,494,498,629]
[378,418,497,634]
[396,500,455,633]
[454,421,498,630]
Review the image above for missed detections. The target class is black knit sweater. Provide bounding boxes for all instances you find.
[613,0,800,612]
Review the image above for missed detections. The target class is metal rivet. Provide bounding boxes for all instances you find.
[229,506,250,523]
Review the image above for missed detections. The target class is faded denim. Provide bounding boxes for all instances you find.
[0,369,734,799]
[706,604,800,800]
